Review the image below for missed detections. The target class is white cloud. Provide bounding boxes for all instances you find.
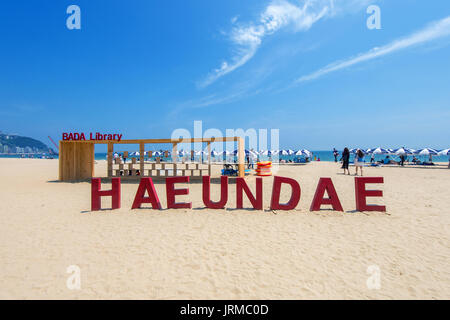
[296,15,450,83]
[199,0,335,88]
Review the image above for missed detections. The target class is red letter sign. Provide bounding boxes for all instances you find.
[355,177,386,212]
[270,176,300,210]
[203,176,228,209]
[91,177,121,211]
[310,178,343,211]
[236,177,263,210]
[132,178,162,209]
[166,176,192,209]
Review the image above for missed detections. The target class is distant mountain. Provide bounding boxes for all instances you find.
[0,132,55,154]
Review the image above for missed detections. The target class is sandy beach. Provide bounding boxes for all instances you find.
[0,158,449,299]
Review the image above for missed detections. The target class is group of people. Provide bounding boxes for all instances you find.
[334,148,365,176]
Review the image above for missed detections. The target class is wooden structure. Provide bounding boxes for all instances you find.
[59,137,245,181]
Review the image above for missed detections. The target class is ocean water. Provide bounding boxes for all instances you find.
[3,151,448,163]
[92,151,450,163]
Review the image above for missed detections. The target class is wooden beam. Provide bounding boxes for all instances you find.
[59,137,240,144]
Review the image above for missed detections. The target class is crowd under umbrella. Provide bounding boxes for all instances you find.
[416,148,439,163]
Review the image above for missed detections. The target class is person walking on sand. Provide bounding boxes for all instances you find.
[333,148,339,162]
[355,149,365,176]
[341,147,350,175]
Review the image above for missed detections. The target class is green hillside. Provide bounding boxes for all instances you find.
[0,133,54,153]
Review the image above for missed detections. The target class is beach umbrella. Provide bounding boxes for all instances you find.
[371,147,390,155]
[271,150,280,156]
[284,149,295,155]
[259,150,271,156]
[416,148,439,156]
[221,150,232,155]
[394,147,415,155]
[301,149,312,157]
[438,148,450,156]
[279,150,290,156]
[153,151,162,156]
[365,148,374,154]
[294,150,304,156]
[211,150,219,156]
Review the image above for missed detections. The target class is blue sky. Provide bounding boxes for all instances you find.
[1,0,450,151]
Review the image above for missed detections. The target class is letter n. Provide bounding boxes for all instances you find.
[203,176,228,209]
[236,177,263,210]
[91,177,121,211]
[132,178,162,209]
[310,178,343,211]
[270,176,300,210]
[355,177,386,212]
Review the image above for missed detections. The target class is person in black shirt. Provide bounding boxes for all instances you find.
[341,147,350,175]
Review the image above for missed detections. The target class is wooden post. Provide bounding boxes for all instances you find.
[107,143,113,178]
[238,137,245,177]
[58,141,63,180]
[207,142,211,176]
[140,142,144,176]
[172,142,178,176]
